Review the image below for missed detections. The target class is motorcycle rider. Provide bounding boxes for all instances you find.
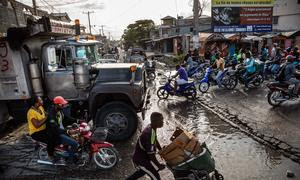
[46,96,80,161]
[213,53,225,88]
[284,55,300,96]
[243,52,256,90]
[172,64,188,93]
[126,112,165,180]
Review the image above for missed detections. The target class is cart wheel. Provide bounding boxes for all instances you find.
[215,170,224,180]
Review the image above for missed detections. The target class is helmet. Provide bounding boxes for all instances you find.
[53,96,68,105]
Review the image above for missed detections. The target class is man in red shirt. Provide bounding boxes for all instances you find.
[126,112,165,180]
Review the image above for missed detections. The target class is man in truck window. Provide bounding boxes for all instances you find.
[126,112,165,180]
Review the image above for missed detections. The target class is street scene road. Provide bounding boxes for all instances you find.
[1,0,300,180]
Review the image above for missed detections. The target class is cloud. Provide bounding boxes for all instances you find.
[76,2,105,10]
[51,0,87,7]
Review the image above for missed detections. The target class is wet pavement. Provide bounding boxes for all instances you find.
[203,84,300,151]
[0,69,300,179]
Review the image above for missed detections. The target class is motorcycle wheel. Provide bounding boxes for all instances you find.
[199,82,210,93]
[223,75,238,90]
[267,91,284,107]
[38,146,49,161]
[194,70,205,80]
[157,87,169,99]
[148,72,156,80]
[93,147,118,170]
[253,74,264,87]
[186,86,197,99]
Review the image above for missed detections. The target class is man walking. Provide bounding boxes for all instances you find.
[126,112,165,180]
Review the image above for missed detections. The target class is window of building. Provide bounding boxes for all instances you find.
[273,16,279,25]
[190,27,194,32]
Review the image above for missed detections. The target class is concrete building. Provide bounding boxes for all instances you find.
[0,0,49,36]
[148,15,211,54]
[273,0,300,31]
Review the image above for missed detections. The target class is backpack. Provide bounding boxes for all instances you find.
[275,63,287,81]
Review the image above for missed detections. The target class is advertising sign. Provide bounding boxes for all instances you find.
[212,0,274,33]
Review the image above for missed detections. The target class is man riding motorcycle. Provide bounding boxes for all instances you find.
[213,53,225,88]
[172,64,188,93]
[46,96,80,162]
[284,55,300,96]
[243,52,256,90]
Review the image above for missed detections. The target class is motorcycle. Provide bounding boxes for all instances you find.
[266,81,300,106]
[198,67,235,93]
[35,121,119,170]
[264,60,281,80]
[145,61,156,81]
[157,78,197,100]
[226,64,264,90]
[187,62,210,80]
[167,143,224,180]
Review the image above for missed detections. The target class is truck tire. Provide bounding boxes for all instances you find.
[95,101,138,141]
[8,101,29,122]
[0,104,9,133]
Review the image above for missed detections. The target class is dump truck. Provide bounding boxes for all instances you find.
[0,17,148,141]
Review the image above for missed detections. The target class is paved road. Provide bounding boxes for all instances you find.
[202,83,300,151]
[0,71,300,179]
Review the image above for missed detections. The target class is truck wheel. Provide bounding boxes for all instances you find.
[95,101,138,141]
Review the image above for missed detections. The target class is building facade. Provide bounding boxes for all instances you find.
[273,0,300,31]
[148,15,212,54]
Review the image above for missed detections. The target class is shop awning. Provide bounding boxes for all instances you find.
[199,33,225,42]
[242,35,263,42]
[281,31,300,38]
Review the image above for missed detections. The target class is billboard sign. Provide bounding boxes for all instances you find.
[212,0,274,33]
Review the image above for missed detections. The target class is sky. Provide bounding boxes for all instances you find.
[19,0,211,40]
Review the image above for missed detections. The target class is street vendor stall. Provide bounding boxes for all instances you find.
[198,33,228,59]
[241,35,263,56]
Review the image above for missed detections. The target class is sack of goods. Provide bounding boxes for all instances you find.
[159,127,205,167]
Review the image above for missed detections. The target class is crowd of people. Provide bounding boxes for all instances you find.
[181,44,300,92]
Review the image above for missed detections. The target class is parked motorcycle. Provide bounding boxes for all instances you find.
[157,78,197,100]
[187,62,210,80]
[226,64,264,89]
[267,81,300,106]
[36,122,119,170]
[198,67,235,93]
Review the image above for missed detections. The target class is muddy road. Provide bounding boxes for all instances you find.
[0,71,300,179]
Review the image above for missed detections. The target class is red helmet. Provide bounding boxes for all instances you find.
[53,96,68,105]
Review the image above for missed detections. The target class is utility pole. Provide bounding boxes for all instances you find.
[83,11,94,34]
[32,0,38,15]
[101,25,105,36]
[193,0,200,34]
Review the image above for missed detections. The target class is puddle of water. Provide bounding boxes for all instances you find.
[148,85,300,180]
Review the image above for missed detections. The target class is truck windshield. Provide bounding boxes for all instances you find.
[75,45,100,64]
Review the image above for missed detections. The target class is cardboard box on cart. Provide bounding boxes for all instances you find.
[159,127,203,166]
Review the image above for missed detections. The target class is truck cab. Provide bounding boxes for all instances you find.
[0,18,148,140]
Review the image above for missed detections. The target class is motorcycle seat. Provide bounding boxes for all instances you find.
[269,81,290,88]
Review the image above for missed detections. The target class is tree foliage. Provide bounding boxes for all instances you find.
[122,19,154,49]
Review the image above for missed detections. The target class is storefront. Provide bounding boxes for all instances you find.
[198,33,228,58]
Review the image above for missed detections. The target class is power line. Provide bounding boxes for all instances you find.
[104,0,143,24]
[39,0,60,13]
